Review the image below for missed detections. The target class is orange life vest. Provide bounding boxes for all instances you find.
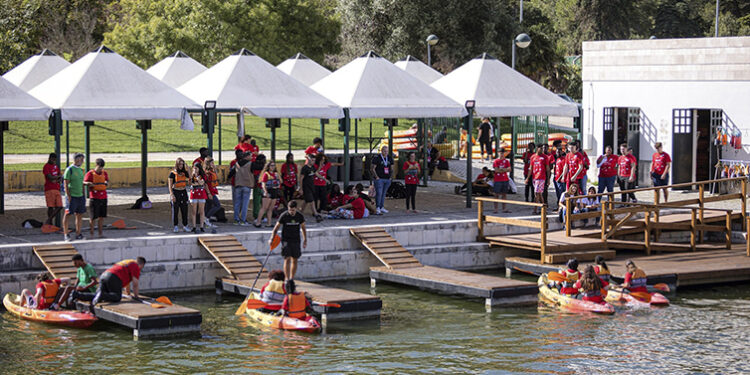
[205,171,218,190]
[172,170,187,189]
[286,293,307,319]
[91,170,107,191]
[40,280,59,306]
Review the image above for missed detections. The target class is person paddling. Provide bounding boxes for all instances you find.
[621,260,648,294]
[593,255,611,284]
[280,280,311,319]
[259,270,286,313]
[559,258,581,296]
[573,265,608,305]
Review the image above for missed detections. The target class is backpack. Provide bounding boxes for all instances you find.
[387,181,407,199]
[131,196,152,209]
[22,219,43,228]
[437,157,449,170]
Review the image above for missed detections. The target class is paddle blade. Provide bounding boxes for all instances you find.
[630,292,652,303]
[151,303,166,308]
[547,272,567,283]
[316,303,341,308]
[112,219,126,229]
[235,302,247,316]
[653,283,671,293]
[155,296,173,305]
[41,224,60,234]
[270,235,281,250]
[245,299,268,310]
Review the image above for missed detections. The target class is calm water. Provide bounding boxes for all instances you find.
[1,278,749,374]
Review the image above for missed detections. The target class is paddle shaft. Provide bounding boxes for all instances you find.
[249,247,274,294]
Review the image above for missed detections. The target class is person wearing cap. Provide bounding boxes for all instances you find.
[43,152,63,225]
[63,153,86,241]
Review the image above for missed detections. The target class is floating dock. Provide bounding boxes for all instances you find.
[33,244,202,339]
[199,235,382,325]
[350,227,538,310]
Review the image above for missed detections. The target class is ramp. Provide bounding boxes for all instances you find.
[349,227,422,269]
[32,244,79,279]
[197,235,262,280]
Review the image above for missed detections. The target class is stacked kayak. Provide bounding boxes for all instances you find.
[605,289,670,308]
[3,293,97,328]
[537,274,615,315]
[244,293,321,333]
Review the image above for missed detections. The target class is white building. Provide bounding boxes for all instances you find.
[582,36,750,186]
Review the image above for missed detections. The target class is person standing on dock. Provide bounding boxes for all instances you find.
[43,153,63,226]
[522,142,536,202]
[83,158,108,238]
[168,158,190,232]
[62,153,86,241]
[78,257,147,310]
[371,146,394,215]
[491,148,511,213]
[270,201,307,281]
[617,145,638,203]
[528,146,549,215]
[597,145,618,194]
[650,142,671,202]
[403,152,421,213]
[562,142,584,191]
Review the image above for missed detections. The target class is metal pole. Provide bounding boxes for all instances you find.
[218,115,222,165]
[52,110,62,226]
[65,120,69,166]
[419,119,428,186]
[319,119,325,148]
[715,0,720,37]
[355,118,358,153]
[510,117,517,180]
[343,109,351,189]
[288,118,292,154]
[270,122,276,162]
[84,121,92,172]
[206,109,215,156]
[139,120,149,199]
[465,113,473,208]
[0,122,6,213]
[511,41,516,70]
[427,43,431,66]
[520,0,523,23]
[388,120,394,160]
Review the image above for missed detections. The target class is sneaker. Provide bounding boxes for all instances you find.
[233,220,241,226]
[381,208,389,214]
[376,208,382,215]
[75,234,84,240]
[200,227,205,233]
[261,218,267,223]
[253,222,261,228]
[191,227,197,233]
[205,219,215,228]
[240,221,249,226]
[64,234,71,242]
[173,226,180,233]
[183,226,190,232]
[315,215,323,223]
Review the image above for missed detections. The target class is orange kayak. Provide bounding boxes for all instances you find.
[605,289,670,307]
[3,293,97,328]
[244,293,321,333]
[538,274,615,315]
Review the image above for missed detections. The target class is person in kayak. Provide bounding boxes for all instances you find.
[259,270,286,313]
[280,280,311,319]
[593,255,611,284]
[20,272,71,310]
[573,265,608,304]
[621,260,648,294]
[77,257,146,311]
[559,258,581,296]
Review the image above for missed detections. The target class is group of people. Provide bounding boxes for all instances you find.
[554,256,649,305]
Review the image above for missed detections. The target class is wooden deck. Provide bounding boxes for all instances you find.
[350,227,537,308]
[200,235,382,324]
[33,244,201,338]
[485,231,615,263]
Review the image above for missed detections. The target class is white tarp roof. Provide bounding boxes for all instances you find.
[179,49,342,119]
[394,55,443,84]
[147,51,207,88]
[29,46,200,122]
[311,51,467,118]
[432,53,579,117]
[3,49,71,92]
[276,53,331,86]
[0,76,52,121]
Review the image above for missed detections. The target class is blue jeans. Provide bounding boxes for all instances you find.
[554,181,566,207]
[231,187,239,222]
[374,178,391,209]
[580,174,588,192]
[598,176,616,194]
[234,186,252,222]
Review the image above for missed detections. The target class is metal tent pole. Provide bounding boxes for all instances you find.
[218,115,222,165]
[65,120,69,166]
[84,121,92,172]
[137,120,150,199]
[288,118,292,154]
[343,109,351,188]
[51,110,62,225]
[0,121,6,213]
[464,113,473,208]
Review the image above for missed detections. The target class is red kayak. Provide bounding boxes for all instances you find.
[606,290,670,307]
[3,293,97,328]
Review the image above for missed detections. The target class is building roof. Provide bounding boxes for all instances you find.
[178,48,342,118]
[146,51,208,88]
[2,49,71,91]
[311,51,466,118]
[431,53,579,117]
[0,76,52,121]
[276,53,331,86]
[394,55,443,84]
[29,46,199,121]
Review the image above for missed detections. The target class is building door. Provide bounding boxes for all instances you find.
[602,107,614,153]
[627,108,641,166]
[695,110,712,181]
[672,109,693,187]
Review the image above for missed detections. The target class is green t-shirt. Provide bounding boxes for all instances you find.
[63,165,85,197]
[77,263,97,292]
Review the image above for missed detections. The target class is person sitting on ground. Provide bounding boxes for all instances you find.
[559,258,581,296]
[621,260,648,294]
[259,270,286,312]
[355,183,378,213]
[42,153,63,226]
[193,147,209,167]
[20,272,71,310]
[76,257,146,311]
[329,185,369,219]
[573,265,608,304]
[579,186,601,227]
[593,255,611,284]
[327,184,345,210]
[558,183,582,228]
[280,280,311,319]
[305,137,324,156]
[83,158,108,238]
[456,167,493,195]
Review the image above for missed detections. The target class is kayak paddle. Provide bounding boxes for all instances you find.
[235,234,282,316]
[547,272,567,283]
[653,283,670,293]
[244,298,342,310]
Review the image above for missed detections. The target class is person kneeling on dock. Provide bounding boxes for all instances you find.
[558,259,581,296]
[280,280,311,319]
[77,257,146,311]
[259,270,286,313]
[621,260,648,294]
[574,265,608,304]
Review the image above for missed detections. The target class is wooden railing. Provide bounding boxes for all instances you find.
[476,197,548,262]
[564,177,747,237]
[747,216,750,257]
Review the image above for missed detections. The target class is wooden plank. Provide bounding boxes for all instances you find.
[32,249,77,257]
[367,242,404,249]
[231,267,262,274]
[209,251,253,258]
[544,250,616,264]
[201,235,237,241]
[33,244,76,251]
[363,238,403,244]
[484,216,541,228]
[703,193,742,203]
[351,227,385,234]
[222,260,261,268]
[199,240,241,247]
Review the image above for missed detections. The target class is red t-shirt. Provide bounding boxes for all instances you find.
[84,170,109,199]
[554,157,566,181]
[305,145,321,155]
[617,154,636,177]
[581,150,590,170]
[35,278,62,309]
[351,197,365,219]
[492,158,510,182]
[235,143,253,153]
[475,173,488,183]
[107,260,141,286]
[404,161,420,185]
[624,272,648,293]
[522,151,534,176]
[314,163,331,186]
[192,157,204,167]
[280,163,298,188]
[530,154,548,181]
[42,163,61,191]
[651,152,671,175]
[565,152,584,182]
[597,155,618,178]
[546,152,555,168]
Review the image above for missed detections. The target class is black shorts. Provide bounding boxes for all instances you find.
[90,198,107,219]
[266,188,280,199]
[303,187,315,203]
[281,241,301,259]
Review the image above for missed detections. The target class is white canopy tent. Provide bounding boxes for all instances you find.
[2,49,71,92]
[394,56,443,85]
[0,76,52,121]
[431,53,579,117]
[179,49,342,119]
[312,51,466,119]
[276,53,331,86]
[147,51,208,88]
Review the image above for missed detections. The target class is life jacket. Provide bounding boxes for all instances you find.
[562,269,580,287]
[91,171,107,191]
[629,268,647,288]
[286,293,307,319]
[172,170,187,189]
[595,265,611,282]
[205,171,218,192]
[40,280,59,307]
[260,280,286,307]
[117,259,136,267]
[264,172,280,190]
[581,287,601,299]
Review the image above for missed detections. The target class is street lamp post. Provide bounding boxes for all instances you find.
[510,33,531,180]
[426,34,439,66]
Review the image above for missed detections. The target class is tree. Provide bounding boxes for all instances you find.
[0,0,43,73]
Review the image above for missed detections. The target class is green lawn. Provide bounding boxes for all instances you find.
[4,160,180,171]
[4,116,418,155]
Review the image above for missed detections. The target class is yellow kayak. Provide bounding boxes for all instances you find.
[244,293,321,333]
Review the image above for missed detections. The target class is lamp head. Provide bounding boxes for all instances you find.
[514,33,531,49]
[426,34,439,46]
